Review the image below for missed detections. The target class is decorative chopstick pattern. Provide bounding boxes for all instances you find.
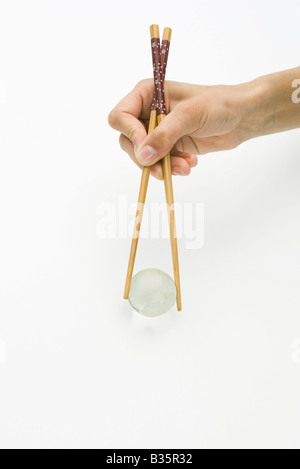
[151,38,167,115]
[151,38,170,112]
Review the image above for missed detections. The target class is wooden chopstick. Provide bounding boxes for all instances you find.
[158,27,182,311]
[159,117,182,311]
[123,25,161,300]
[123,110,157,300]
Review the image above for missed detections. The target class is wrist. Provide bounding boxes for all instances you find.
[236,76,275,142]
[237,67,300,142]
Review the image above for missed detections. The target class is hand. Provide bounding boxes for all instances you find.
[108,71,300,179]
[108,79,254,180]
[108,67,300,179]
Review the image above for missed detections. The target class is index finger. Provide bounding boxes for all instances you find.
[108,79,154,148]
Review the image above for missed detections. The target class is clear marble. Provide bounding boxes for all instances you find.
[129,268,176,317]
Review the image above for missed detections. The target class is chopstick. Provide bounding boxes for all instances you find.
[124,24,182,312]
[153,26,182,311]
[123,26,160,301]
[123,112,156,300]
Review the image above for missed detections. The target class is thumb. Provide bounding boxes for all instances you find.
[136,107,190,166]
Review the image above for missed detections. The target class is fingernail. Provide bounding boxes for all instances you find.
[173,168,186,176]
[137,145,157,163]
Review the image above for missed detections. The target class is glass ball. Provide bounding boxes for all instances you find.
[129,268,176,317]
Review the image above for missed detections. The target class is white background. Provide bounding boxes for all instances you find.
[0,0,300,449]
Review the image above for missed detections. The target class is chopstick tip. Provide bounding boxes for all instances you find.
[162,27,172,42]
[150,24,160,39]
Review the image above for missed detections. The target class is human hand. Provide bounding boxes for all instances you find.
[107,78,263,179]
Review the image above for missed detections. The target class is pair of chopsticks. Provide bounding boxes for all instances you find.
[123,24,182,311]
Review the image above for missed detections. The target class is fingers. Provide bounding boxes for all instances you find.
[119,134,198,180]
[135,102,196,166]
[119,133,162,179]
[108,80,154,149]
[180,152,198,169]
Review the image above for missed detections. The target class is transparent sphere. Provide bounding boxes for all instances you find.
[129,268,176,317]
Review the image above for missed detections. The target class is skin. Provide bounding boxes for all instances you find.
[108,67,300,180]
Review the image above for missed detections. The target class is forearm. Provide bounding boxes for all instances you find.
[239,67,300,141]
